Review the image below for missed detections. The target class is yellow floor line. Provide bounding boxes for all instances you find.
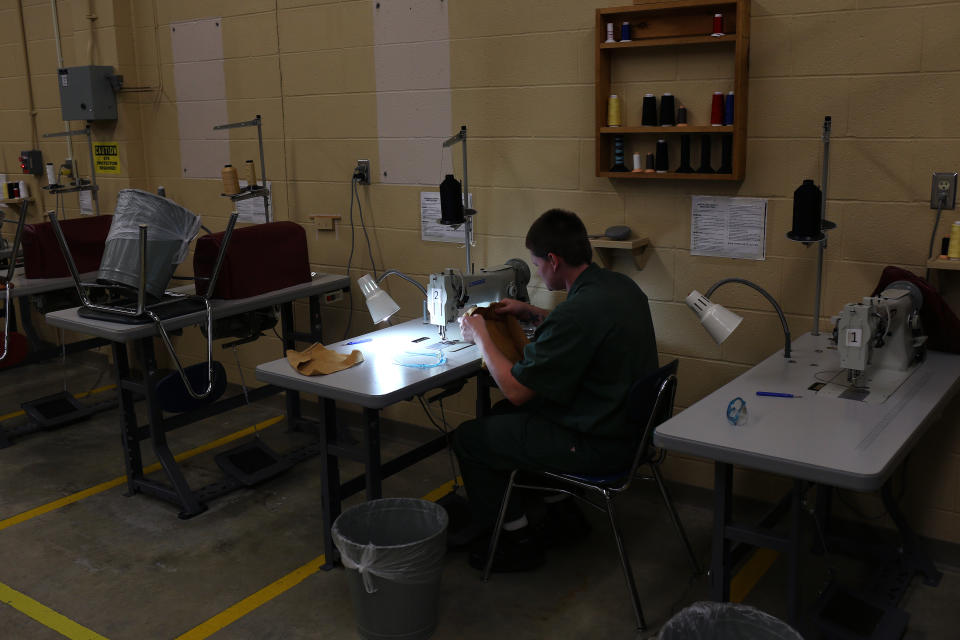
[0,415,284,532]
[0,384,117,423]
[729,548,780,603]
[176,478,463,639]
[0,581,110,640]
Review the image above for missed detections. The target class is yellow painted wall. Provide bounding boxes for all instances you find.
[2,0,959,543]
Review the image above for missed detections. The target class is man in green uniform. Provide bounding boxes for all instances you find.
[454,209,658,571]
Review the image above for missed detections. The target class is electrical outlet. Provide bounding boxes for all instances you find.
[930,172,957,210]
[354,159,370,185]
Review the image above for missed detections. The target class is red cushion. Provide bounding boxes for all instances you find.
[193,221,311,299]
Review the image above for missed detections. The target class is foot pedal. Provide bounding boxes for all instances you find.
[21,391,108,430]
[214,439,293,487]
[814,584,908,640]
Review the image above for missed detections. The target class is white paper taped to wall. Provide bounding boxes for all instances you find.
[690,196,767,261]
[421,191,472,242]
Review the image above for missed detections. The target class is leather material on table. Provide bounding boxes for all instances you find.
[193,221,311,299]
[21,215,112,279]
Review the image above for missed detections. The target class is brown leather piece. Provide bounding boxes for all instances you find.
[465,301,530,366]
[286,342,364,376]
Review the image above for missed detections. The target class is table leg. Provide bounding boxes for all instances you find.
[308,295,323,341]
[363,407,383,499]
[113,342,143,494]
[882,480,942,586]
[712,461,732,602]
[136,337,205,518]
[319,397,341,569]
[280,301,302,427]
[786,480,803,625]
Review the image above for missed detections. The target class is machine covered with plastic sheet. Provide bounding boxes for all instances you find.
[659,602,803,639]
[98,189,201,298]
[21,215,112,279]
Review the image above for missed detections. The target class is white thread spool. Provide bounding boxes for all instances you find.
[45,162,57,185]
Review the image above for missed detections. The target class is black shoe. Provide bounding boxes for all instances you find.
[536,498,591,548]
[468,526,545,573]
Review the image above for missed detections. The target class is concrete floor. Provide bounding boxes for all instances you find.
[1,351,958,639]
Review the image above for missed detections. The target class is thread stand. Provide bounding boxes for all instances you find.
[41,126,101,216]
[213,115,270,223]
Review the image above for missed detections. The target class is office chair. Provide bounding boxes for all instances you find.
[481,359,701,631]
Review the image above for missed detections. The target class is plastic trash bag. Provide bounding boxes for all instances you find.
[332,498,448,594]
[659,602,803,639]
[98,189,201,297]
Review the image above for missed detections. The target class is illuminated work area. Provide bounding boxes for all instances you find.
[1,1,960,638]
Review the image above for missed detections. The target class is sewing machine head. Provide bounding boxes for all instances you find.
[833,281,927,384]
[427,258,530,339]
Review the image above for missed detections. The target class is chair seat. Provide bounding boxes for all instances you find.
[557,470,628,486]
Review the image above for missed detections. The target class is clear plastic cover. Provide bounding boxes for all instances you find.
[98,189,202,297]
[332,498,448,594]
[659,602,803,639]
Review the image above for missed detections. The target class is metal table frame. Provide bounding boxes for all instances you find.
[654,332,960,624]
[45,275,350,518]
[255,318,490,567]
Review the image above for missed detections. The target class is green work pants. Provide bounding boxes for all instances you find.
[452,401,634,530]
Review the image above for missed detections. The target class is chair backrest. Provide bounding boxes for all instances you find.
[622,359,679,482]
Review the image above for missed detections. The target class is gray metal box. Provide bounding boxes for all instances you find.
[57,66,118,121]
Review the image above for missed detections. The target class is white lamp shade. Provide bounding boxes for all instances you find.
[685,290,743,344]
[358,274,400,324]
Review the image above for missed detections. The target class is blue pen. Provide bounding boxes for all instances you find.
[346,338,372,345]
[756,391,799,398]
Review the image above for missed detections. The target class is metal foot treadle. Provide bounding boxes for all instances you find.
[0,392,118,449]
[214,439,293,486]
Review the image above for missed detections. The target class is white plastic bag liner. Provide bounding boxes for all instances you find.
[98,189,201,298]
[332,497,448,594]
[659,602,803,639]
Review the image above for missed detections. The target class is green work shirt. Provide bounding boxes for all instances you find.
[511,263,658,439]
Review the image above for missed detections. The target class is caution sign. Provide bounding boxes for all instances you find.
[93,142,121,175]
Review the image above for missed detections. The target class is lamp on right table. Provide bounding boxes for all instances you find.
[686,278,792,359]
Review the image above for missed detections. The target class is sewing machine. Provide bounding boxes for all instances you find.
[833,282,927,386]
[427,258,530,339]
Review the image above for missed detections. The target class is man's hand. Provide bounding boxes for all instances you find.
[459,312,488,344]
[459,308,534,406]
[495,298,548,326]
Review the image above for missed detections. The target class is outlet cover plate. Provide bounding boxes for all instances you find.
[931,172,957,210]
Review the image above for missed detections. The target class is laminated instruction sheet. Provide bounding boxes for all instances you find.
[690,196,767,261]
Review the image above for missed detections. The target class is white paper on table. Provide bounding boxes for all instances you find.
[690,196,767,261]
[420,191,473,243]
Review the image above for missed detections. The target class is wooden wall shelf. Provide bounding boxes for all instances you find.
[595,0,750,181]
[927,258,960,271]
[591,237,650,270]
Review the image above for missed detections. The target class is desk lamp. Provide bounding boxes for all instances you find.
[686,278,792,358]
[358,270,428,324]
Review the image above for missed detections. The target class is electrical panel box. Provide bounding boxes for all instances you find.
[18,150,43,175]
[57,66,121,121]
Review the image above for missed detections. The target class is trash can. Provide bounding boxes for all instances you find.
[659,602,803,639]
[332,498,449,640]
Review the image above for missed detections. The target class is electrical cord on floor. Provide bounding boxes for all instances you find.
[417,394,462,493]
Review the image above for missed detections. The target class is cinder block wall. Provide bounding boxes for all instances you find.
[2,0,959,544]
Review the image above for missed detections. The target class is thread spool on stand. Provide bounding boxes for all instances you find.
[242,160,257,188]
[641,94,658,126]
[610,135,629,172]
[221,164,240,195]
[786,179,825,243]
[697,135,714,173]
[676,135,694,173]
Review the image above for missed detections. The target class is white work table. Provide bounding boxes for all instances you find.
[255,318,487,566]
[6,268,97,296]
[45,274,349,341]
[655,333,960,492]
[654,332,960,625]
[39,273,351,518]
[255,318,481,408]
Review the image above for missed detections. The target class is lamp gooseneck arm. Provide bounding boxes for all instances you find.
[377,269,428,298]
[706,278,792,358]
